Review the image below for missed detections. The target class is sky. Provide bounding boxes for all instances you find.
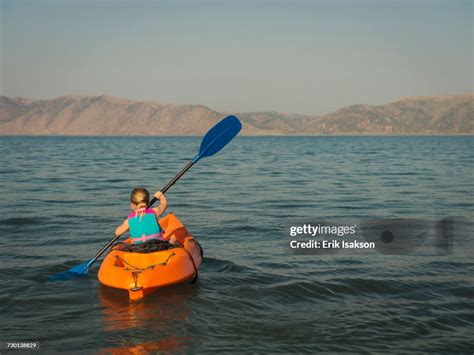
[0,0,472,114]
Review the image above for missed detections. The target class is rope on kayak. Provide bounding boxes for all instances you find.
[115,252,176,271]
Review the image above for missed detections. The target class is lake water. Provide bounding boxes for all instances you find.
[0,136,473,353]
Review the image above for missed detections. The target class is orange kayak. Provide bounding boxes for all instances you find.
[98,213,203,301]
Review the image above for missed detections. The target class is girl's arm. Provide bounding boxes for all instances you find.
[115,219,129,236]
[152,191,168,217]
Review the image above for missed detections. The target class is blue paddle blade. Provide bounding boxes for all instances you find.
[49,263,89,281]
[196,115,242,162]
[68,263,90,275]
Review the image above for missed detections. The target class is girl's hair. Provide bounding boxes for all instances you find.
[130,187,150,208]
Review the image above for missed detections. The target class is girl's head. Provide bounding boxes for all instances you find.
[130,187,150,210]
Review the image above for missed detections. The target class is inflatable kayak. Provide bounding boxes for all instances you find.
[98,213,203,301]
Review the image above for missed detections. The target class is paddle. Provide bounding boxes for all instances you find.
[52,115,242,280]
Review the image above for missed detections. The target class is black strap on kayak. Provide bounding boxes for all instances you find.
[181,240,199,284]
[115,252,175,271]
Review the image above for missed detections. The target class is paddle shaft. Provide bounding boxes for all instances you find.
[87,234,122,268]
[149,159,197,206]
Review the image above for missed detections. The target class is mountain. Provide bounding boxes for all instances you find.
[0,95,223,135]
[0,94,472,135]
[237,111,319,135]
[305,95,473,134]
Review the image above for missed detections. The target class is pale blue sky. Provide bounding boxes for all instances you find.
[1,0,472,114]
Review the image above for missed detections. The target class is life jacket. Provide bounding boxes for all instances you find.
[128,207,163,244]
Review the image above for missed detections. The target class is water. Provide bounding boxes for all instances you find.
[0,136,473,353]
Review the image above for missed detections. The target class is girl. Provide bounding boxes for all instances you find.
[115,187,175,245]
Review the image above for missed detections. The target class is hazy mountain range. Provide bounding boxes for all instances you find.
[0,94,472,135]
